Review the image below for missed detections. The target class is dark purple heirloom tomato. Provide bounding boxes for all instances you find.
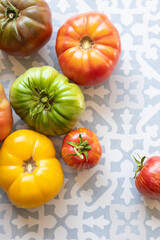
[0,0,52,56]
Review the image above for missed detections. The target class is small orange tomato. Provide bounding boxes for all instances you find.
[0,129,64,208]
[56,11,121,86]
[0,83,13,142]
[61,128,102,170]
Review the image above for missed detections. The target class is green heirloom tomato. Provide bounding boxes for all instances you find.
[9,66,85,136]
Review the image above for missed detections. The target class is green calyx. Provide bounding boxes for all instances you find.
[25,78,55,117]
[133,154,147,178]
[67,134,91,162]
[41,96,49,104]
[1,0,20,37]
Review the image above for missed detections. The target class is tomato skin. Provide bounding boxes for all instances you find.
[135,156,160,199]
[0,129,64,208]
[61,128,102,170]
[0,0,52,56]
[0,83,13,142]
[56,12,121,86]
[9,66,85,136]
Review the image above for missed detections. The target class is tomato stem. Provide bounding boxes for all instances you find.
[1,0,20,37]
[79,35,94,50]
[73,147,84,159]
[26,78,55,117]
[41,96,48,103]
[133,154,147,178]
[66,134,91,162]
[8,12,15,19]
[22,157,37,174]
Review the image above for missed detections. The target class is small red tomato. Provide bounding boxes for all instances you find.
[134,155,160,199]
[61,128,102,170]
[56,11,121,86]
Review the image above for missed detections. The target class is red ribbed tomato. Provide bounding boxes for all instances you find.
[56,11,121,86]
[0,83,13,142]
[134,155,160,199]
[61,128,102,170]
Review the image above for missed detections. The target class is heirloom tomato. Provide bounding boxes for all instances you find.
[0,129,64,208]
[56,11,121,86]
[61,128,102,170]
[0,0,52,56]
[134,155,160,199]
[9,66,85,136]
[0,82,13,142]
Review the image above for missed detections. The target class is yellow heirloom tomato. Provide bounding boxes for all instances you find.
[0,129,64,209]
